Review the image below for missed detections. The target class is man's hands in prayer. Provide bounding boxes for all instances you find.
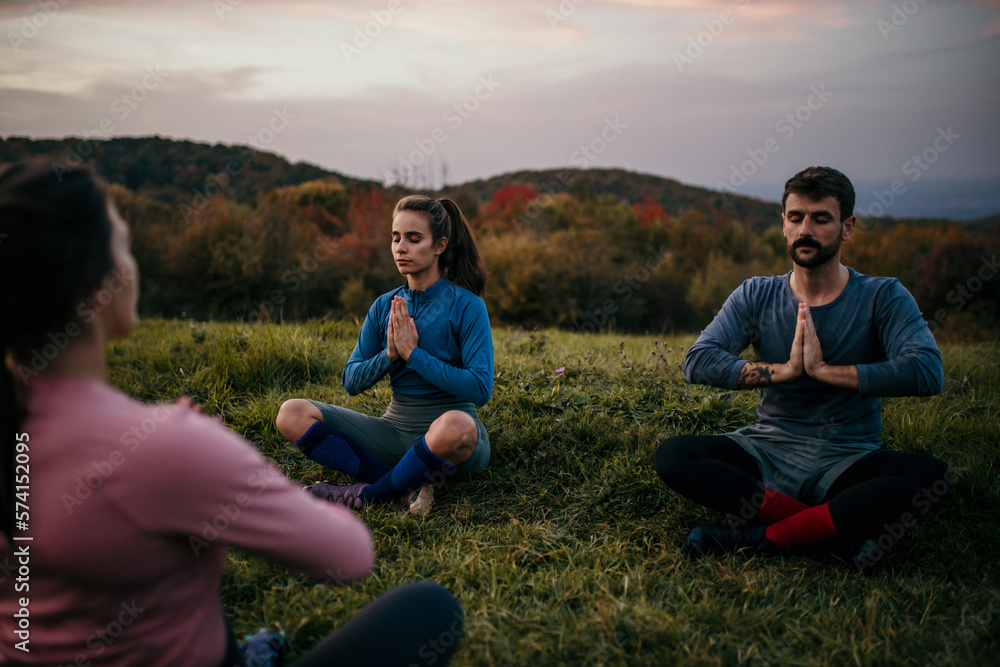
[737,304,858,390]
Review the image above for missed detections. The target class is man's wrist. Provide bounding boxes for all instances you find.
[809,362,860,391]
[806,361,824,382]
[771,362,793,384]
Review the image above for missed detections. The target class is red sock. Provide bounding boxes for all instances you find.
[765,503,840,550]
[757,488,810,524]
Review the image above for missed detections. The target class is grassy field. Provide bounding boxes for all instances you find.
[107,319,1000,666]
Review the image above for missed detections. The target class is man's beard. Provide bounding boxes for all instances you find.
[787,236,842,268]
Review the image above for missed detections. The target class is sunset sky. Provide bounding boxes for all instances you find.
[1,0,998,218]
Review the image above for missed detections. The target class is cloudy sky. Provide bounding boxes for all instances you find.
[1,0,998,218]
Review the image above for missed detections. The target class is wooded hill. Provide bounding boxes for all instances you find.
[2,136,997,338]
[0,136,778,224]
[0,136,362,207]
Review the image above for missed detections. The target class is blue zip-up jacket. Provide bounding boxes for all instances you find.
[342,277,494,406]
[685,269,943,445]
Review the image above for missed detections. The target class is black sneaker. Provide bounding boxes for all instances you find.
[684,522,773,556]
[844,538,885,576]
[305,482,368,510]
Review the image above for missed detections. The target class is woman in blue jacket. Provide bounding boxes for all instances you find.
[276,195,493,515]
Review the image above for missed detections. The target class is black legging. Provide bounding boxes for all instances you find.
[654,435,949,539]
[222,581,463,667]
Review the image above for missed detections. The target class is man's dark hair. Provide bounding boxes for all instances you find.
[781,166,855,222]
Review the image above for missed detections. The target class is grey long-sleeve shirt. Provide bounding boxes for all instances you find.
[685,268,943,445]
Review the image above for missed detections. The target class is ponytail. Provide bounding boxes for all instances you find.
[437,198,487,297]
[393,195,487,297]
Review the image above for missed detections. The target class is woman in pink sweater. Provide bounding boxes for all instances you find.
[0,159,463,666]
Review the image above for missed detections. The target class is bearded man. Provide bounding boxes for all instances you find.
[655,166,948,572]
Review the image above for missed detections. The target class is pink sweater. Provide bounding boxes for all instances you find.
[0,378,374,666]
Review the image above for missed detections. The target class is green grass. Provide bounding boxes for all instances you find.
[107,319,1000,666]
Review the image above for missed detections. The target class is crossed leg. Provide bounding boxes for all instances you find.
[276,399,477,466]
[654,434,949,564]
[277,399,480,509]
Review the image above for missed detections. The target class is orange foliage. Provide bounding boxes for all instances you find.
[842,221,970,288]
[492,185,538,208]
[481,186,538,216]
[299,204,344,236]
[632,197,668,232]
[345,185,390,264]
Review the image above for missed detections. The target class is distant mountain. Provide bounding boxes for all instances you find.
[965,213,1000,228]
[3,136,994,335]
[10,136,977,232]
[0,135,373,207]
[441,167,782,230]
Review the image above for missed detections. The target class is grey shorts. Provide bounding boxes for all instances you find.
[307,393,490,480]
[725,424,880,506]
